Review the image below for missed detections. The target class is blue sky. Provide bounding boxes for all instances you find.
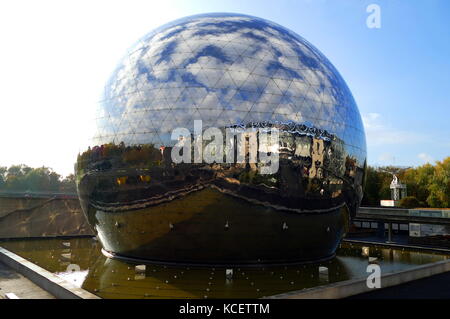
[0,0,449,176]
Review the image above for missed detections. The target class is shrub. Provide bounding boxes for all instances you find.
[399,196,420,209]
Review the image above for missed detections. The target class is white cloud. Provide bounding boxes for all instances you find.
[362,112,381,127]
[418,152,433,164]
[362,112,426,146]
[378,152,395,163]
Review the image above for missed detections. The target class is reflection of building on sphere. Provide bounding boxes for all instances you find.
[76,13,367,265]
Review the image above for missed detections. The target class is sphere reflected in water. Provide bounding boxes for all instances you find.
[76,13,367,265]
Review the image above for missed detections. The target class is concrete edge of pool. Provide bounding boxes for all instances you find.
[1,242,449,299]
[0,246,100,299]
[343,238,450,254]
[268,258,450,299]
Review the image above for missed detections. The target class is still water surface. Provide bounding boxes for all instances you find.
[1,238,448,298]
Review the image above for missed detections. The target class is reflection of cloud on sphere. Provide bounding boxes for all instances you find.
[95,13,365,163]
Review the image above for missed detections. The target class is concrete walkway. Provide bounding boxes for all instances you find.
[0,261,55,299]
[349,270,450,299]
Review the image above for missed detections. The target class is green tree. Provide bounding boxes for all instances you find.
[0,166,7,188]
[362,166,392,206]
[362,166,382,205]
[60,174,77,192]
[401,163,434,205]
[427,157,450,208]
[5,164,31,190]
[22,167,61,191]
[378,169,393,200]
[0,164,76,192]
[399,196,420,208]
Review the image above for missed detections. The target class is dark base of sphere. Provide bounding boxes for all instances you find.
[80,188,350,265]
[101,248,337,267]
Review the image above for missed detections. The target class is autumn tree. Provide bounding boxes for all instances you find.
[427,157,450,208]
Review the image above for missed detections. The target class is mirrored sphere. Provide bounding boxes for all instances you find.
[76,13,367,265]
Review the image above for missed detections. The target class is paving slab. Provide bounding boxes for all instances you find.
[0,261,55,299]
